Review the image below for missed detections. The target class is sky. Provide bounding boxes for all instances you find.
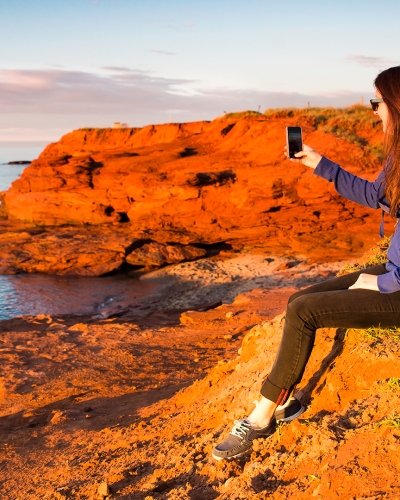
[1,0,399,142]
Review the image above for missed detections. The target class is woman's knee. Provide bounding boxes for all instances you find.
[286,294,315,323]
[288,288,308,305]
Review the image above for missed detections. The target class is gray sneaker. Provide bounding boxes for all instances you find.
[212,418,276,461]
[274,396,305,422]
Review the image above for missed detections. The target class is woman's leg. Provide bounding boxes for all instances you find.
[213,265,400,459]
[249,265,389,428]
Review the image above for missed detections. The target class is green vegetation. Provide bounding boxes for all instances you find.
[357,326,400,344]
[338,236,391,276]
[78,127,111,133]
[376,413,400,428]
[264,105,383,156]
[78,127,133,134]
[220,110,264,120]
[387,377,400,391]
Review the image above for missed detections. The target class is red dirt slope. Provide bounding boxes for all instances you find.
[0,283,399,499]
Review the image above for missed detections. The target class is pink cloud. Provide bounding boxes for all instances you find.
[0,67,370,140]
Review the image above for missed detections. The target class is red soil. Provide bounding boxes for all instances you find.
[1,283,399,499]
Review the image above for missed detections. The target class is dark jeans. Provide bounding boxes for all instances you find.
[260,264,400,405]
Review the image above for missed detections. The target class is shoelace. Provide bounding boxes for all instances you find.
[230,419,252,440]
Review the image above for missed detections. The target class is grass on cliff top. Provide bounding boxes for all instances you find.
[221,106,383,160]
[219,110,265,120]
[265,105,383,160]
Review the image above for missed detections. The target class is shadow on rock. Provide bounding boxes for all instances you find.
[251,468,296,494]
[114,471,220,499]
[301,328,346,404]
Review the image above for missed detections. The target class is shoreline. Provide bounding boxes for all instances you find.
[0,249,351,323]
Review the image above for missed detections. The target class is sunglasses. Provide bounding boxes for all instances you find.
[370,98,384,111]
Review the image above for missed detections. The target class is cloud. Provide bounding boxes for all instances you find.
[164,21,195,31]
[102,66,142,73]
[346,54,393,68]
[0,67,370,140]
[148,50,176,56]
[0,68,193,114]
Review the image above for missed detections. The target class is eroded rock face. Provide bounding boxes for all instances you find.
[126,242,206,267]
[1,113,385,272]
[0,227,130,275]
[0,225,207,276]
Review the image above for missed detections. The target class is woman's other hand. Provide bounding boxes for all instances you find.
[348,274,380,291]
[284,144,322,169]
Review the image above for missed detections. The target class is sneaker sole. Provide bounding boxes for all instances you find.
[212,427,276,461]
[275,405,305,423]
[212,449,249,461]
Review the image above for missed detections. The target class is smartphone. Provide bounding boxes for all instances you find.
[286,126,303,159]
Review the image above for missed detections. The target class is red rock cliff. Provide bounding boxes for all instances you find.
[3,109,385,262]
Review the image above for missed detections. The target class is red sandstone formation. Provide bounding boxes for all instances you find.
[126,242,206,267]
[0,109,385,274]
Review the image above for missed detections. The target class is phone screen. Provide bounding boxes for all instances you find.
[286,127,303,158]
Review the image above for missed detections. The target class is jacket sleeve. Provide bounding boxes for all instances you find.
[377,268,400,293]
[314,156,400,294]
[313,156,387,209]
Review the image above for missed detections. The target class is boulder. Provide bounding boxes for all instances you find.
[126,242,206,267]
[0,227,134,275]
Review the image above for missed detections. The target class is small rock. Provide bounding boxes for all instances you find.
[152,480,169,493]
[98,481,109,497]
[233,325,248,335]
[180,312,194,325]
[275,261,300,271]
[225,311,234,319]
[49,410,67,425]
[36,314,52,323]
[312,483,322,496]
[126,242,206,267]
[68,323,88,332]
[223,334,232,340]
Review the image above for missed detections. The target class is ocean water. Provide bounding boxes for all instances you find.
[0,143,160,320]
[0,143,46,191]
[0,273,161,320]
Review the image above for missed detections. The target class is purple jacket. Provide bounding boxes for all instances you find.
[314,157,400,293]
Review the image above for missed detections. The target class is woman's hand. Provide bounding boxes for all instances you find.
[348,274,380,291]
[284,144,322,169]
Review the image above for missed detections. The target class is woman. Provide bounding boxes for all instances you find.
[213,65,400,461]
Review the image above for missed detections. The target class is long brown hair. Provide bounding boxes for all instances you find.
[374,66,400,216]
